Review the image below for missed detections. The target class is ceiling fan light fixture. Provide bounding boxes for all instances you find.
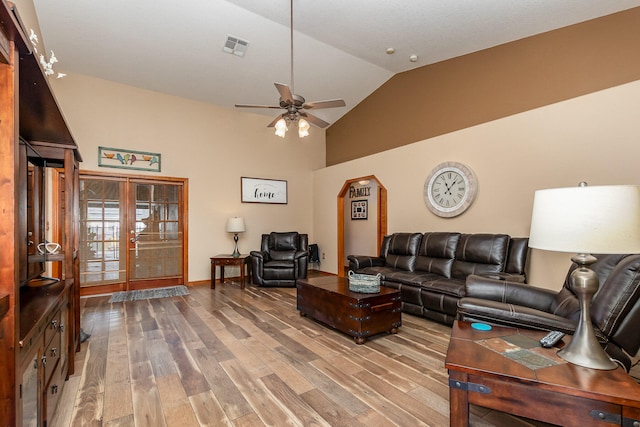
[298,118,310,138]
[234,0,345,138]
[275,118,288,137]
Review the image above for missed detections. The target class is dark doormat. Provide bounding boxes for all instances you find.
[108,285,189,303]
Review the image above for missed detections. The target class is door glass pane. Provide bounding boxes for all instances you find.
[130,182,183,280]
[79,179,126,287]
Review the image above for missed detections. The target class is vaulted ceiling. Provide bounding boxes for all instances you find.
[33,0,640,127]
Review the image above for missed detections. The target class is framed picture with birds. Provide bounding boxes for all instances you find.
[98,146,161,172]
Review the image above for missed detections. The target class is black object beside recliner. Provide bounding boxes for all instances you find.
[250,232,309,287]
[457,253,640,371]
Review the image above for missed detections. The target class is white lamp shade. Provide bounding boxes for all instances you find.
[529,185,640,254]
[226,217,246,233]
[274,118,287,138]
[298,118,310,138]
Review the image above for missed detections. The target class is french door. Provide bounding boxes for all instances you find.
[79,172,188,295]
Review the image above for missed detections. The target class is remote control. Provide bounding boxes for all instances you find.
[540,331,565,348]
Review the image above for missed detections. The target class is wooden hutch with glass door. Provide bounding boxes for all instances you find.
[0,1,81,425]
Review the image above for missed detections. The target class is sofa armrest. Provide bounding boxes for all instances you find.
[476,272,526,283]
[293,250,309,260]
[347,255,385,271]
[465,274,557,312]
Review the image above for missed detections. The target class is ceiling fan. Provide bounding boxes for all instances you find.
[234,0,346,137]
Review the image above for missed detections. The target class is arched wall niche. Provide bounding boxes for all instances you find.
[337,175,387,276]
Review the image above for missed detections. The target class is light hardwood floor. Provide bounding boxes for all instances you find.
[50,277,573,427]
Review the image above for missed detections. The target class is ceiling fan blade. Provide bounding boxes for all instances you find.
[274,83,294,104]
[267,113,286,128]
[303,99,346,110]
[235,104,282,109]
[299,111,330,128]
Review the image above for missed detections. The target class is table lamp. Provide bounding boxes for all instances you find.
[528,183,640,370]
[226,217,246,257]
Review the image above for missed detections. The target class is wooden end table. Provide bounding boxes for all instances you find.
[210,254,251,289]
[296,275,401,344]
[445,320,640,427]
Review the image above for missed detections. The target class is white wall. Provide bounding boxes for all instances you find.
[50,73,325,283]
[313,80,640,290]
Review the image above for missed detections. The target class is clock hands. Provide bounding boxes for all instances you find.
[443,177,459,196]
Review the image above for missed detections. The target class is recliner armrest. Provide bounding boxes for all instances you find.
[465,274,557,312]
[457,297,578,334]
[347,255,385,270]
[293,250,309,260]
[250,250,267,260]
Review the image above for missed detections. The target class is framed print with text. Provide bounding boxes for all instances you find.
[241,177,288,204]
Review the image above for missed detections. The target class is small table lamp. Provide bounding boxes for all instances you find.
[528,183,640,370]
[226,217,246,258]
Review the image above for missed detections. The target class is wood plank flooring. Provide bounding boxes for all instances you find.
[51,277,566,426]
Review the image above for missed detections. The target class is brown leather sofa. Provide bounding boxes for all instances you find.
[250,232,309,287]
[457,253,640,371]
[348,232,529,324]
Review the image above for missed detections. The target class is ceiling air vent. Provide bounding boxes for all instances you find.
[223,35,249,57]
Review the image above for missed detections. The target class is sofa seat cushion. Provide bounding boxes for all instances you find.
[420,278,466,298]
[269,250,297,261]
[383,270,443,287]
[398,278,465,304]
[264,260,295,269]
[357,266,394,278]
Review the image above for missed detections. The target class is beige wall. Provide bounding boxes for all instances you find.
[49,73,325,283]
[327,7,640,166]
[314,80,640,290]
[15,0,640,292]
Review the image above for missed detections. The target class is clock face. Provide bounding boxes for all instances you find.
[424,162,477,217]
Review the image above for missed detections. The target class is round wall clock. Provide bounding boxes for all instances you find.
[424,161,478,218]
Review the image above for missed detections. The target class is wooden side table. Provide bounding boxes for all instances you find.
[445,321,640,426]
[210,254,251,289]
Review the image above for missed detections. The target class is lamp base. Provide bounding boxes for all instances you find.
[557,254,617,370]
[231,233,240,258]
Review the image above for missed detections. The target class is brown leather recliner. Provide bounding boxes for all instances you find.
[250,232,309,287]
[457,253,640,371]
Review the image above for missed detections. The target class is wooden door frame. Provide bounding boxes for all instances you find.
[337,175,387,277]
[76,170,189,295]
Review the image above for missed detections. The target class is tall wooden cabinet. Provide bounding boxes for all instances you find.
[0,1,81,425]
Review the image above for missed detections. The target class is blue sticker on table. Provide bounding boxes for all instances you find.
[471,322,492,331]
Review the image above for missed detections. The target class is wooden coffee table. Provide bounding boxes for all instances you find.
[296,276,401,344]
[445,321,640,427]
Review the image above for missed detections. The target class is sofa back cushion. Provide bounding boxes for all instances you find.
[590,254,640,357]
[505,237,529,276]
[382,233,422,272]
[414,232,460,278]
[262,232,306,261]
[451,234,509,279]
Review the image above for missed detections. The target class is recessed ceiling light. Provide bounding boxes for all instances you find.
[386,47,395,55]
[409,54,418,62]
